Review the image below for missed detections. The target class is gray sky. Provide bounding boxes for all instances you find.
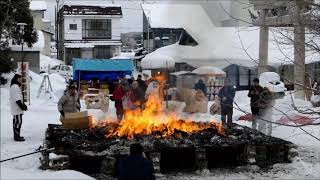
[42,0,233,33]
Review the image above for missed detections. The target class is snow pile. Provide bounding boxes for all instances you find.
[40,54,63,72]
[259,72,286,93]
[30,0,47,11]
[141,54,175,69]
[192,66,226,75]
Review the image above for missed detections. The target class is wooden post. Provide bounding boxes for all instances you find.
[258,9,269,75]
[293,0,306,99]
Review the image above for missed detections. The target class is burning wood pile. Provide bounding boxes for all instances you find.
[41,122,296,177]
[40,77,297,178]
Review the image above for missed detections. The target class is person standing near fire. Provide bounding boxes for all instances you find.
[58,85,81,120]
[248,78,264,130]
[113,80,125,120]
[257,87,274,136]
[218,79,236,127]
[10,74,28,141]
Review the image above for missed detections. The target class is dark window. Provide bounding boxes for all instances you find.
[94,46,112,59]
[82,19,112,39]
[69,24,77,30]
[179,30,198,46]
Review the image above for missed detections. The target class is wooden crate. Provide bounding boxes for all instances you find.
[62,111,92,129]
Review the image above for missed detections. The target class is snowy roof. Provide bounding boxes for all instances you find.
[30,1,47,11]
[141,4,212,29]
[141,54,175,69]
[170,71,192,76]
[143,27,320,70]
[9,30,44,51]
[192,66,226,75]
[64,41,122,48]
[62,0,121,8]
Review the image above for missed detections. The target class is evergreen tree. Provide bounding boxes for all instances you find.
[0,0,37,84]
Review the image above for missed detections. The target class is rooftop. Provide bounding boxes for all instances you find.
[30,1,47,11]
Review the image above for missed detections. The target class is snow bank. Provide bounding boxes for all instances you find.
[2,167,93,179]
[40,54,63,72]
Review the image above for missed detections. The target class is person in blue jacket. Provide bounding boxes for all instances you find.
[118,143,155,180]
[218,79,236,127]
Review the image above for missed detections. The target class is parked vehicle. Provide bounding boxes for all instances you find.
[49,65,73,78]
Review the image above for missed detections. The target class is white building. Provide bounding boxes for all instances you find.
[58,3,123,64]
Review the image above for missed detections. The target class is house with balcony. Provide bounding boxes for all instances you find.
[57,4,123,64]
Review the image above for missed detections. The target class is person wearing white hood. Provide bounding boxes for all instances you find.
[145,78,160,100]
[9,73,28,141]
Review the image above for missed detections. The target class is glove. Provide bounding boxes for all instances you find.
[23,104,28,111]
[16,100,27,111]
[60,111,65,117]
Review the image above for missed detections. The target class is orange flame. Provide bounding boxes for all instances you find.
[91,76,224,139]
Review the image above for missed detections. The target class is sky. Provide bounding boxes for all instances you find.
[41,0,236,33]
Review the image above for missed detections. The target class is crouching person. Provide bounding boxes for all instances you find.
[118,143,155,180]
[10,74,27,141]
[58,85,80,120]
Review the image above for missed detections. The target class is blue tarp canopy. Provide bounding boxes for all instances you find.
[73,58,134,81]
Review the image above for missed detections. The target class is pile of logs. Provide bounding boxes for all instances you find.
[41,123,297,178]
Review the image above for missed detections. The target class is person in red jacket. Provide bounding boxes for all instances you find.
[113,82,125,120]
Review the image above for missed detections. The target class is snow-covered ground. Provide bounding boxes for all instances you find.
[1,56,319,179]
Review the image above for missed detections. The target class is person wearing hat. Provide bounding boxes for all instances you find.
[58,85,81,120]
[118,143,155,180]
[10,73,28,141]
[248,78,264,129]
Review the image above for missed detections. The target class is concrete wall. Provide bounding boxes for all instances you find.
[31,11,44,30]
[9,51,40,73]
[63,16,122,40]
[81,48,93,59]
[42,31,52,56]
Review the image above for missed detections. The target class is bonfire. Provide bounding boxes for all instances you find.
[90,76,223,139]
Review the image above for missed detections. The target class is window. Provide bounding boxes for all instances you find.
[51,65,60,70]
[82,19,112,39]
[69,24,77,30]
[94,46,112,59]
[179,30,198,46]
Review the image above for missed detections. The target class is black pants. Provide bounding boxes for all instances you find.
[221,106,233,126]
[13,114,23,139]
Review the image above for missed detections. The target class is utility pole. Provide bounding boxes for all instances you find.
[258,9,269,75]
[56,0,59,61]
[293,0,306,99]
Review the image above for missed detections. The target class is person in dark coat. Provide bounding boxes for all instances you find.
[129,81,145,109]
[218,79,236,127]
[10,74,28,141]
[137,74,147,92]
[113,82,125,120]
[194,79,206,95]
[248,78,264,129]
[118,143,155,180]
